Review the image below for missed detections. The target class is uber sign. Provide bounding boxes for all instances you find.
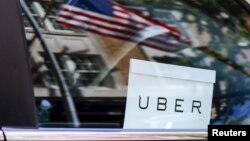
[0,0,36,127]
[124,59,216,130]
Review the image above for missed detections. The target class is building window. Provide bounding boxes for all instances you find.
[23,0,44,28]
[40,53,115,88]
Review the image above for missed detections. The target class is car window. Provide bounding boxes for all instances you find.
[23,0,250,128]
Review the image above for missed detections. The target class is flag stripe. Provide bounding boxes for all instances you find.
[58,15,179,47]
[57,17,180,50]
[57,1,185,52]
[61,8,145,30]
[62,3,179,35]
[58,15,138,36]
[56,19,175,52]
[114,14,149,25]
[62,5,148,28]
[59,11,140,33]
[113,12,151,27]
[113,6,151,26]
[57,17,137,39]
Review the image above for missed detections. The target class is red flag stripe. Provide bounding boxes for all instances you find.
[58,17,181,46]
[58,15,178,47]
[62,5,148,28]
[59,11,141,32]
[57,2,184,52]
[113,6,151,26]
[58,15,138,36]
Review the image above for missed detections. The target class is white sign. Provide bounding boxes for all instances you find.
[124,59,216,130]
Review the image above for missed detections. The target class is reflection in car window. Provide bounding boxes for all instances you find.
[23,0,250,127]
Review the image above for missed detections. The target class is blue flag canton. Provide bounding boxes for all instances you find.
[67,0,114,16]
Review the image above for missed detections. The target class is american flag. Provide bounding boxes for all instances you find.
[57,0,186,52]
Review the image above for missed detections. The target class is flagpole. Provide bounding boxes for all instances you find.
[20,0,80,128]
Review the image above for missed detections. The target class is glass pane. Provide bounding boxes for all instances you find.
[24,0,250,128]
